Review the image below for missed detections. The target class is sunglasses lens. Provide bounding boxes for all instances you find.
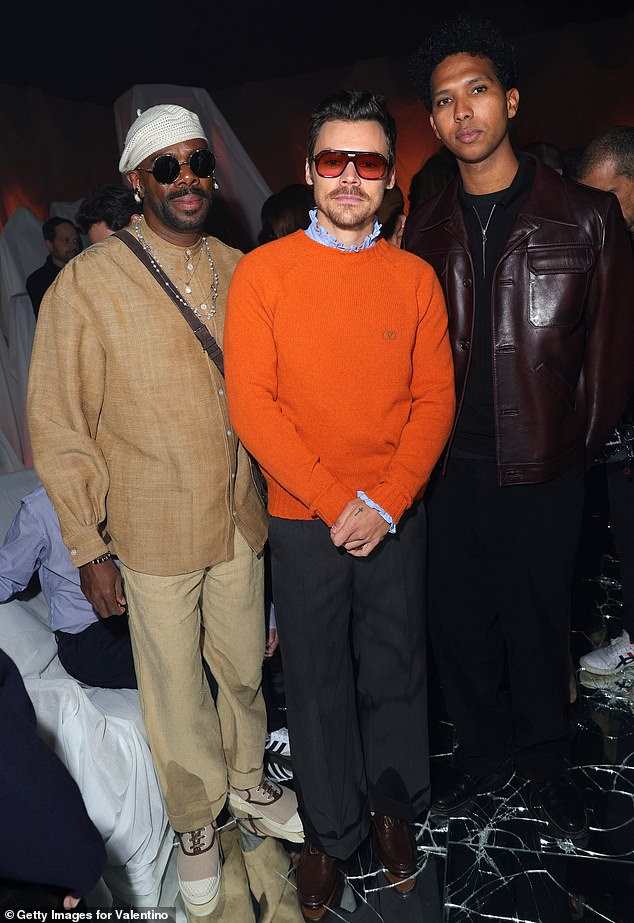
[152,154,181,184]
[190,149,216,178]
[314,151,388,180]
[355,154,388,179]
[150,150,216,184]
[315,151,348,177]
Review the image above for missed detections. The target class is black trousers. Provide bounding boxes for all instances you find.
[0,648,106,899]
[427,459,584,782]
[55,616,137,689]
[269,501,429,860]
[606,462,634,636]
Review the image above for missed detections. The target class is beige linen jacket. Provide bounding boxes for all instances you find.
[27,228,267,575]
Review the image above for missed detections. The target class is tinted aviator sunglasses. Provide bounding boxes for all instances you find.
[313,149,390,180]
[137,148,217,185]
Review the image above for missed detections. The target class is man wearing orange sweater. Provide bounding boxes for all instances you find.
[225,89,455,921]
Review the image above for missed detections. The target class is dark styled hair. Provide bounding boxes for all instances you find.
[41,216,77,242]
[75,183,138,234]
[258,184,315,245]
[577,126,634,182]
[307,89,397,168]
[409,14,518,112]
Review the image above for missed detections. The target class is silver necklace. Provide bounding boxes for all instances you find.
[472,204,496,278]
[134,218,218,320]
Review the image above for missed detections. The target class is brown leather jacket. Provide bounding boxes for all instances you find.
[403,158,634,486]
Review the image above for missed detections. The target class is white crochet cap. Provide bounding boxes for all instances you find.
[118,105,209,174]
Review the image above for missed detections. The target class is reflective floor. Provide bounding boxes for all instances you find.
[264,466,634,923]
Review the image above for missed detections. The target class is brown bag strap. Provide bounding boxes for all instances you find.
[114,229,224,376]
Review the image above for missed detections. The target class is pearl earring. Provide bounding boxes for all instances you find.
[134,187,143,205]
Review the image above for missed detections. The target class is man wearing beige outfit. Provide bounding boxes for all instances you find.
[27,105,302,917]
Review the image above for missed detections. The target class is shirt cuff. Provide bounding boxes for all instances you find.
[357,491,396,533]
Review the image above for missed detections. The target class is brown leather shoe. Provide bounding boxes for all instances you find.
[371,813,418,896]
[296,840,343,921]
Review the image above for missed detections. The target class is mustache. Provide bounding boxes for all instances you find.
[326,187,370,202]
[167,187,209,203]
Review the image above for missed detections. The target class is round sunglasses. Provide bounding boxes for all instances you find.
[137,148,217,185]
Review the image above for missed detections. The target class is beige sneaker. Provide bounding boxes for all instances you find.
[177,823,222,916]
[228,777,304,843]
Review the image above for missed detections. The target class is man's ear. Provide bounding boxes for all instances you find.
[506,88,520,120]
[429,113,442,142]
[305,159,314,187]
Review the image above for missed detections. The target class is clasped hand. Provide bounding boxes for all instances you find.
[330,499,390,556]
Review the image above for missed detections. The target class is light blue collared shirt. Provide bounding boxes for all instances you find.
[0,486,103,634]
[305,207,382,251]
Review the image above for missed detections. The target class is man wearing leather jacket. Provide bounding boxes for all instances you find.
[404,14,634,842]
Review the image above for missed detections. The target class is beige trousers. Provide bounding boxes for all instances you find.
[121,530,266,832]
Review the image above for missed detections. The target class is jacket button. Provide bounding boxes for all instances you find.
[463,277,473,288]
[458,339,470,350]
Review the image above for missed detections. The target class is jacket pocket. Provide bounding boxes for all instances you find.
[528,246,591,327]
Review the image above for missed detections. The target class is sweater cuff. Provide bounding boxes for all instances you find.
[310,482,356,527]
[364,482,413,526]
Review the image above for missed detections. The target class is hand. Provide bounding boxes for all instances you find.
[79,558,127,618]
[330,499,390,557]
[265,627,279,658]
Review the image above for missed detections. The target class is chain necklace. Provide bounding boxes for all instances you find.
[134,218,218,320]
[472,204,496,278]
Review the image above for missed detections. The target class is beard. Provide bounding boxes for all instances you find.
[158,187,212,232]
[318,188,377,232]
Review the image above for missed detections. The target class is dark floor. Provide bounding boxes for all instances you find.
[263,464,634,923]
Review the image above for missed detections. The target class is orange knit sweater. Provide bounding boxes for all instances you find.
[224,230,455,527]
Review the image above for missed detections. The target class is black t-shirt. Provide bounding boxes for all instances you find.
[451,152,535,459]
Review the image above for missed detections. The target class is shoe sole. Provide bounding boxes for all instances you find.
[178,870,222,917]
[579,657,634,676]
[300,873,344,922]
[371,827,418,897]
[383,868,417,897]
[228,792,304,843]
[529,791,589,846]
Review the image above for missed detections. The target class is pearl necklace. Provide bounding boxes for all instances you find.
[134,218,218,320]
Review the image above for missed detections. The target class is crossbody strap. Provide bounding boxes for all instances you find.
[114,228,224,376]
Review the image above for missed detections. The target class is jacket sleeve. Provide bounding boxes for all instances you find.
[26,271,110,566]
[584,196,634,463]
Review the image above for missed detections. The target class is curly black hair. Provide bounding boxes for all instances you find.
[409,13,518,112]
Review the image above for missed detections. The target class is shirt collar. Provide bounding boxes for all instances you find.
[304,207,381,251]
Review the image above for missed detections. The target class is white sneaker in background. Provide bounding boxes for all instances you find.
[579,630,634,675]
[579,668,634,697]
[265,726,291,758]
